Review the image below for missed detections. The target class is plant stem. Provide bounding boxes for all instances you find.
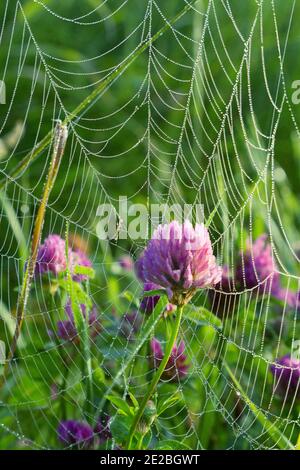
[126,305,183,449]
[223,361,294,450]
[0,121,68,390]
[64,224,94,421]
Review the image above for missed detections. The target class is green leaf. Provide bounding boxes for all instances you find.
[110,414,133,444]
[128,391,139,410]
[9,375,50,409]
[93,366,106,386]
[122,291,139,308]
[157,393,181,416]
[155,439,191,450]
[106,395,133,416]
[58,278,91,309]
[142,289,166,298]
[0,191,28,272]
[0,301,25,348]
[141,430,153,450]
[73,265,95,279]
[205,199,222,228]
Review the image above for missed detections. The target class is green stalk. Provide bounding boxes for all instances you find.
[0,0,198,191]
[64,223,94,420]
[0,121,68,390]
[224,361,295,450]
[126,305,184,449]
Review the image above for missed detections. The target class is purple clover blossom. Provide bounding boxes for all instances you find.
[57,299,101,343]
[94,415,112,444]
[142,220,222,305]
[150,337,189,381]
[35,234,92,282]
[58,420,94,449]
[35,234,68,276]
[270,355,300,399]
[236,235,280,295]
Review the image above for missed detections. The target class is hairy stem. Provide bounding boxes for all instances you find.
[126,305,183,449]
[0,121,68,390]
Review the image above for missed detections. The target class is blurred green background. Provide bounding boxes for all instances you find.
[0,0,300,450]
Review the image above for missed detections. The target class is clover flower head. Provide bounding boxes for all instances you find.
[143,220,222,305]
[236,235,280,294]
[35,234,93,282]
[58,420,94,448]
[35,234,68,276]
[150,337,189,380]
[270,354,300,398]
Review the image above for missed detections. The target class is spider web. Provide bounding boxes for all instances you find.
[0,0,300,450]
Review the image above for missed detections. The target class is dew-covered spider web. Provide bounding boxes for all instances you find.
[0,0,300,450]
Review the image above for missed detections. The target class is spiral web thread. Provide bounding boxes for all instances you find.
[0,0,299,449]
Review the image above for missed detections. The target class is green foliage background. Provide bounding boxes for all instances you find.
[0,0,300,450]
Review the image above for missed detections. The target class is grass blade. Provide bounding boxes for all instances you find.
[224,361,295,450]
[0,191,28,272]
